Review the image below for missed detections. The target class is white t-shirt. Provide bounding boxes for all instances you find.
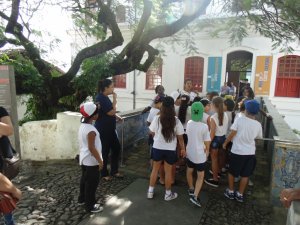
[230,116,263,155]
[234,112,245,122]
[180,90,197,102]
[202,112,210,125]
[225,111,233,135]
[78,123,102,166]
[147,107,160,124]
[186,120,211,164]
[211,113,229,136]
[149,115,184,151]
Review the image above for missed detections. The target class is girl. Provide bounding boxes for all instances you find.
[147,97,185,201]
[205,97,228,187]
[95,79,123,180]
[200,99,211,128]
[78,102,103,213]
[178,95,191,137]
[186,102,211,207]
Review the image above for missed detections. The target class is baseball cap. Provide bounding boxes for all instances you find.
[244,100,260,115]
[154,95,165,104]
[191,102,204,122]
[170,91,180,101]
[80,102,97,118]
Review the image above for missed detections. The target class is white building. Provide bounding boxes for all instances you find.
[68,5,300,131]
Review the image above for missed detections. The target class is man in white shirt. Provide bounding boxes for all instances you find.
[180,79,197,102]
[223,100,262,203]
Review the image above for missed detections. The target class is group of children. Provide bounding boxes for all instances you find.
[146,83,263,207]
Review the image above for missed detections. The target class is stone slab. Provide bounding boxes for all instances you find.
[79,178,208,225]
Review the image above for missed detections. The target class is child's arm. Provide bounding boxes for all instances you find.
[210,118,216,140]
[223,130,237,149]
[87,131,103,168]
[177,135,186,157]
[204,141,211,158]
[0,173,22,200]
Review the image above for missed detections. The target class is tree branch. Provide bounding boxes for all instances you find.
[5,0,22,33]
[0,37,21,48]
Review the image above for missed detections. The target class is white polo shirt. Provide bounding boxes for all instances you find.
[149,115,184,151]
[230,116,263,155]
[186,120,211,164]
[78,123,102,166]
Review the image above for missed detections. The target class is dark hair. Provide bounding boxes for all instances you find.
[178,95,190,125]
[244,87,255,99]
[98,79,112,93]
[184,79,192,85]
[155,85,164,94]
[207,91,219,101]
[193,96,202,103]
[200,98,210,107]
[160,96,176,143]
[224,99,235,111]
[212,96,224,126]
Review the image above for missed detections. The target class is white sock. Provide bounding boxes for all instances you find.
[228,189,234,194]
[236,191,243,196]
[165,189,171,195]
[148,186,154,193]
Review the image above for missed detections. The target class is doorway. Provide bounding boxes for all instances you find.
[226,51,253,97]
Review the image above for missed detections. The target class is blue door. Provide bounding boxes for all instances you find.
[207,57,222,93]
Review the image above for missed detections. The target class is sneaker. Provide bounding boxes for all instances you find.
[189,195,202,207]
[224,188,235,200]
[235,192,244,203]
[209,170,221,178]
[188,189,194,197]
[90,204,103,213]
[147,191,154,199]
[204,178,219,187]
[164,192,178,201]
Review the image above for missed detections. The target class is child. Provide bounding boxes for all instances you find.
[200,98,211,127]
[186,102,211,207]
[223,100,262,203]
[205,96,228,187]
[78,102,104,213]
[147,97,186,201]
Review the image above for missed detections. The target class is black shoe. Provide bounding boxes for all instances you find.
[90,204,103,213]
[188,189,194,197]
[189,195,202,207]
[204,178,219,187]
[209,170,221,179]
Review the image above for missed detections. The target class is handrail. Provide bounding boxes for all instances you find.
[259,109,273,120]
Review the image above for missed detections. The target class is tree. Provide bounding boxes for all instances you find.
[0,0,299,120]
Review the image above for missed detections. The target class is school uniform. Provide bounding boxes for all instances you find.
[149,115,184,165]
[229,116,263,177]
[210,113,229,149]
[186,120,211,171]
[78,123,102,211]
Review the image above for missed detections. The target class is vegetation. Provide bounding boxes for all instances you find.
[0,0,299,120]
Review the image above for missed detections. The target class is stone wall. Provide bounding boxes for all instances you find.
[262,97,300,206]
[20,109,148,161]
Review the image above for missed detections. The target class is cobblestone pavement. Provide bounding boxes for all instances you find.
[7,160,135,225]
[2,139,286,225]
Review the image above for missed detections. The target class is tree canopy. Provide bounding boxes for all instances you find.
[0,0,299,121]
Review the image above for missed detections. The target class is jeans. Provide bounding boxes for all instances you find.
[4,213,15,225]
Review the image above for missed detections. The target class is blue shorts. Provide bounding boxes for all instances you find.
[229,153,256,177]
[211,135,226,149]
[186,159,206,172]
[152,148,178,165]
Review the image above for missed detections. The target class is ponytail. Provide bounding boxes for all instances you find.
[98,79,112,93]
[212,96,224,126]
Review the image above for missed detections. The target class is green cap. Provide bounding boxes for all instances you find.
[191,102,204,122]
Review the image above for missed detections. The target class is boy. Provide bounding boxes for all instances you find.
[223,100,262,203]
[186,102,211,207]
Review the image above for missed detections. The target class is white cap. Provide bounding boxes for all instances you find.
[80,102,97,118]
[170,91,180,101]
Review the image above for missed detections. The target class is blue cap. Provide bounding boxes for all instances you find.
[245,100,260,115]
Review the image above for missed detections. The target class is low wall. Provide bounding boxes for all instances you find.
[261,97,300,206]
[20,109,148,161]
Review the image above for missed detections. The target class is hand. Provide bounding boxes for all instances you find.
[112,92,117,99]
[12,188,22,201]
[223,142,227,150]
[98,160,103,170]
[280,188,297,208]
[180,149,186,158]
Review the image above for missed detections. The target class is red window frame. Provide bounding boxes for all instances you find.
[275,55,300,98]
[184,56,204,92]
[146,58,163,90]
[113,74,126,89]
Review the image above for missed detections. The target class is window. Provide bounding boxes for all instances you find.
[275,55,300,98]
[184,56,204,92]
[146,58,163,90]
[113,74,126,89]
[116,5,126,23]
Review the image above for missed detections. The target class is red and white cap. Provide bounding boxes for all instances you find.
[80,102,97,118]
